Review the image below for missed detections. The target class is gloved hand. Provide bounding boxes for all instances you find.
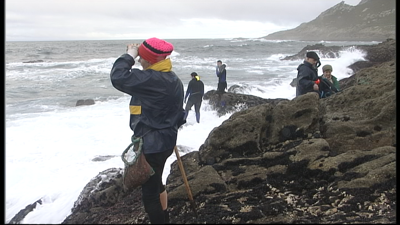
[126,43,140,59]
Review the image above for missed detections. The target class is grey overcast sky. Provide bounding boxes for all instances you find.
[6,0,361,41]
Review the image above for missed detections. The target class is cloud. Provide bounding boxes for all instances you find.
[5,0,362,41]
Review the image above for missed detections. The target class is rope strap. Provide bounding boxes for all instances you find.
[121,136,143,166]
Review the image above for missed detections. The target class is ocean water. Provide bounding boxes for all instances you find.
[5,38,376,224]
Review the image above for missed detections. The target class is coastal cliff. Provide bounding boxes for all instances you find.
[262,0,395,42]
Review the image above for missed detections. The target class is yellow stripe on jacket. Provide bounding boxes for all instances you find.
[130,105,141,115]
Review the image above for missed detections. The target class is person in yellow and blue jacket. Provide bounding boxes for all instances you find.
[110,37,185,224]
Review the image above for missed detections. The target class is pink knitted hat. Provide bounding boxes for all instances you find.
[138,37,174,64]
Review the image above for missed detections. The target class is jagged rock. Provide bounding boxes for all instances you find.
[61,168,144,224]
[356,38,396,63]
[8,199,43,224]
[203,89,288,116]
[22,60,44,63]
[61,147,194,224]
[91,155,119,162]
[321,60,396,154]
[76,99,95,106]
[347,61,375,74]
[281,44,343,61]
[227,84,265,94]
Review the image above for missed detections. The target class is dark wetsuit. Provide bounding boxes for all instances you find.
[216,64,227,93]
[184,75,204,123]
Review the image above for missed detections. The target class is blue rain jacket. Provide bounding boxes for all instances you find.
[111,54,185,154]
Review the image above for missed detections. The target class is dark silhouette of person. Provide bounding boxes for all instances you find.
[184,72,204,123]
[216,60,227,93]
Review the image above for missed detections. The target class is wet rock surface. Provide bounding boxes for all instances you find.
[76,99,95,106]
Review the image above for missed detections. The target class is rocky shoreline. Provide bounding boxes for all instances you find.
[9,39,396,224]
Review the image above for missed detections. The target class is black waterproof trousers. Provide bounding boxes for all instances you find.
[142,148,173,224]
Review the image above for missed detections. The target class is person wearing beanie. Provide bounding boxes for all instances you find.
[216,60,227,93]
[184,72,205,123]
[110,37,186,224]
[318,64,340,98]
[321,64,340,91]
[296,51,321,97]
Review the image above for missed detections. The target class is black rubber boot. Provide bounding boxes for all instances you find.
[164,209,169,224]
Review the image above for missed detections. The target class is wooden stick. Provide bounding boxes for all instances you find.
[173,146,198,217]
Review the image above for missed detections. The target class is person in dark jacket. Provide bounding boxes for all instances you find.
[184,72,204,123]
[110,37,185,224]
[216,60,227,93]
[296,51,321,97]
